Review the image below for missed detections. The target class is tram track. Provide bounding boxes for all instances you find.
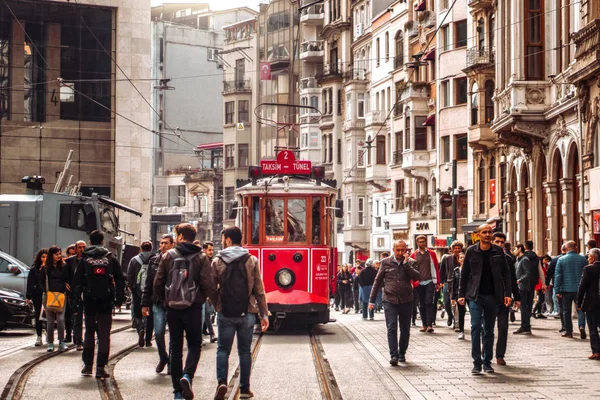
[0,324,131,400]
[96,341,139,400]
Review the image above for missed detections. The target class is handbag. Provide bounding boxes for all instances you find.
[45,275,66,313]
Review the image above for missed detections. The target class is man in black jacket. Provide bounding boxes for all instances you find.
[72,230,124,379]
[142,234,175,373]
[369,240,420,365]
[513,244,534,335]
[492,233,520,366]
[458,224,511,375]
[577,248,600,359]
[127,241,154,347]
[65,240,87,350]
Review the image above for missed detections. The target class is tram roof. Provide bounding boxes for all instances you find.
[235,176,337,195]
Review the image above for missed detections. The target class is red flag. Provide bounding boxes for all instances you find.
[490,179,496,205]
[260,62,271,80]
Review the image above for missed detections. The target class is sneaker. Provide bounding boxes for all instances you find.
[96,366,110,379]
[389,357,399,366]
[362,317,367,321]
[64,334,72,343]
[398,354,406,363]
[138,329,146,347]
[180,374,194,400]
[81,364,93,376]
[76,344,84,351]
[210,334,217,343]
[369,317,374,321]
[496,357,506,366]
[580,328,587,340]
[513,328,532,335]
[214,382,228,400]
[174,392,184,400]
[458,332,465,340]
[471,365,482,374]
[239,389,254,399]
[58,341,68,351]
[483,364,495,374]
[145,340,153,347]
[35,336,43,347]
[47,343,54,352]
[156,360,168,373]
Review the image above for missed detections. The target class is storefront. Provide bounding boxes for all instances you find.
[590,168,600,246]
[411,219,437,250]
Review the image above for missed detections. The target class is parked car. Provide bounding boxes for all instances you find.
[0,251,30,294]
[0,287,34,330]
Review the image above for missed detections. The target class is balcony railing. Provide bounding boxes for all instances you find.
[344,66,367,81]
[300,77,318,90]
[223,80,251,93]
[300,4,324,21]
[366,110,386,126]
[400,82,430,101]
[466,47,495,68]
[320,114,334,126]
[393,150,403,166]
[300,40,324,57]
[343,119,365,130]
[316,62,343,79]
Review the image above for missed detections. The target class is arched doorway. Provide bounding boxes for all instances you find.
[552,150,563,251]
[568,145,580,247]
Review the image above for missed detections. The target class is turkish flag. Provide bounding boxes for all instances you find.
[260,62,271,80]
[94,267,106,275]
[490,179,496,205]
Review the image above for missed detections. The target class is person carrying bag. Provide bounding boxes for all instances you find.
[40,246,71,352]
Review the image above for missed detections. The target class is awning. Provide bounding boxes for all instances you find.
[98,196,143,217]
[424,49,435,61]
[461,219,487,233]
[416,0,426,11]
[422,114,435,126]
[196,142,223,151]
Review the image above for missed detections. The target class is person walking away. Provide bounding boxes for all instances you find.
[26,249,47,347]
[513,244,533,335]
[544,253,556,315]
[127,241,154,347]
[410,235,441,333]
[142,234,175,373]
[550,245,567,329]
[65,240,87,350]
[154,224,215,400]
[492,232,521,366]
[450,253,466,339]
[202,241,217,343]
[458,224,511,374]
[555,241,588,339]
[369,240,420,365]
[358,259,378,320]
[211,226,269,400]
[72,231,124,378]
[40,246,71,352]
[352,263,362,313]
[440,241,464,328]
[533,255,551,318]
[62,244,76,342]
[337,265,353,313]
[577,248,600,359]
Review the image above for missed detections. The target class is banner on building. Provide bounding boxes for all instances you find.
[489,179,496,206]
[260,62,271,80]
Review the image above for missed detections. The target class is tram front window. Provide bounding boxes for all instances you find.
[265,199,285,241]
[287,199,306,243]
[312,197,321,244]
[252,196,260,244]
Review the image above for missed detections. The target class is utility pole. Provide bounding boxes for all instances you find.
[451,159,457,241]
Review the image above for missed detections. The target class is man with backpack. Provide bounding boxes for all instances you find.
[211,226,269,400]
[72,230,124,379]
[154,223,215,400]
[127,241,154,347]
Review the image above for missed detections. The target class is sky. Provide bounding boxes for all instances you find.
[150,0,260,12]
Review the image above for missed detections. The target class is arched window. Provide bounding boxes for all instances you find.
[395,31,404,69]
[525,0,544,80]
[489,157,496,206]
[485,80,495,124]
[479,158,486,214]
[471,82,479,126]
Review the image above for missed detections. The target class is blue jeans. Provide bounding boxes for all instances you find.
[153,304,169,364]
[216,313,255,390]
[561,292,586,335]
[468,295,498,366]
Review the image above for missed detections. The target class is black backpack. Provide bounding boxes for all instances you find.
[165,249,201,310]
[220,254,252,318]
[83,255,115,301]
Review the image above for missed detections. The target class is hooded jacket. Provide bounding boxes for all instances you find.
[141,252,163,307]
[153,242,215,308]
[26,264,44,300]
[210,246,269,319]
[40,262,71,293]
[71,245,125,313]
[126,251,154,293]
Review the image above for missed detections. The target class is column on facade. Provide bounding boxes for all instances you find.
[515,190,527,244]
[505,192,516,244]
[544,181,559,254]
[510,1,524,80]
[560,178,575,243]
[526,187,534,243]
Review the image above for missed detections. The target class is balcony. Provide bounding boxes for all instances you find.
[467,0,494,12]
[407,195,435,217]
[343,119,365,131]
[569,19,600,83]
[401,150,433,178]
[300,4,324,24]
[300,77,320,95]
[392,150,403,166]
[365,110,387,126]
[223,80,251,94]
[344,66,368,81]
[399,82,430,102]
[316,62,343,82]
[366,163,388,186]
[319,114,334,128]
[300,40,324,61]
[491,81,552,147]
[406,22,419,39]
[465,47,495,71]
[418,10,435,29]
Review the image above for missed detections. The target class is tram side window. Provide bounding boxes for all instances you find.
[252,196,260,244]
[287,199,307,243]
[265,199,285,241]
[312,197,321,245]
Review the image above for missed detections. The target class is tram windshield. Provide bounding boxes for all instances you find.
[245,195,330,246]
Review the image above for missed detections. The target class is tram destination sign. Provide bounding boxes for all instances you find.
[260,150,312,175]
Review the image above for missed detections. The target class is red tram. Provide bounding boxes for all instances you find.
[231,150,341,328]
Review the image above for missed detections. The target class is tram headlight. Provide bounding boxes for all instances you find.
[275,268,296,289]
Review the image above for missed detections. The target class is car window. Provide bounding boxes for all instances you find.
[0,257,10,273]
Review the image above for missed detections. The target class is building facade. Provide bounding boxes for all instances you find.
[0,0,152,244]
